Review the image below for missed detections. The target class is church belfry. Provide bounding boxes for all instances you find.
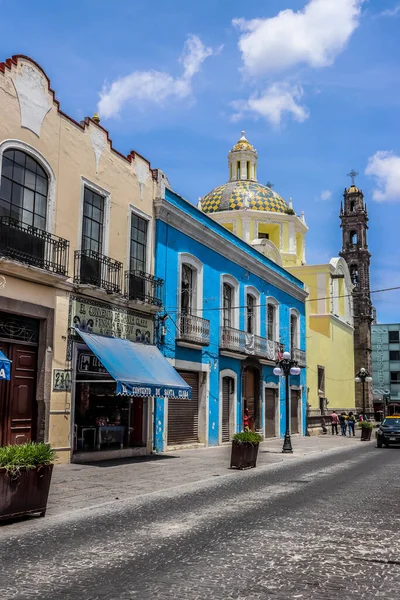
[339,170,373,413]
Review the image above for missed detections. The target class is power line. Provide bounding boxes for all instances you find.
[161,284,400,315]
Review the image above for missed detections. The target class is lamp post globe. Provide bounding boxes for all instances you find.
[355,367,371,419]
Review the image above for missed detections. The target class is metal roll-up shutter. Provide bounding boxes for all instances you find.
[291,390,299,434]
[222,377,230,442]
[167,371,199,445]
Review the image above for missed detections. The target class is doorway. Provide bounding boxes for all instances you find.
[243,366,261,431]
[0,342,38,446]
[290,389,300,434]
[264,388,277,438]
[222,376,233,442]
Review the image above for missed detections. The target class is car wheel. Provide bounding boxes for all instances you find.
[384,443,390,448]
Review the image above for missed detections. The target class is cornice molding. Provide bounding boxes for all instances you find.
[154,198,308,302]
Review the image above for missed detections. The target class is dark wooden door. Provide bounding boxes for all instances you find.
[221,377,231,443]
[265,388,276,438]
[291,390,299,434]
[167,371,199,445]
[0,343,37,445]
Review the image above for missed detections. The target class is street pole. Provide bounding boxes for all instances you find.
[355,368,372,421]
[362,378,365,420]
[282,370,293,454]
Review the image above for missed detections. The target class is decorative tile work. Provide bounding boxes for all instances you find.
[202,181,288,214]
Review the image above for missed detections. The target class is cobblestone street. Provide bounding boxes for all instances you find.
[1,439,399,599]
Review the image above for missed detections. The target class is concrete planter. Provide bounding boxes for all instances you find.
[0,465,53,521]
[230,440,259,470]
[360,427,372,441]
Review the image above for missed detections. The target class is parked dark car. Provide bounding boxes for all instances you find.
[376,416,400,448]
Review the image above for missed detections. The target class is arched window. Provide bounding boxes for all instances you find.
[246,294,255,333]
[350,230,357,245]
[0,149,48,230]
[267,298,279,342]
[290,310,300,354]
[223,283,233,328]
[350,201,355,212]
[181,264,194,314]
[178,254,203,316]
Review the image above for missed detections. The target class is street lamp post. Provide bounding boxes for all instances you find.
[273,351,302,454]
[354,367,373,419]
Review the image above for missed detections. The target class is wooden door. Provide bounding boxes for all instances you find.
[265,388,276,438]
[290,390,299,434]
[244,368,255,431]
[221,377,231,443]
[0,343,37,445]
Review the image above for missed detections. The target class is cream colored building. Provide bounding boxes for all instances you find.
[0,55,165,462]
[200,132,356,424]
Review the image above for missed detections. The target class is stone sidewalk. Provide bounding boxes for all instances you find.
[46,434,369,518]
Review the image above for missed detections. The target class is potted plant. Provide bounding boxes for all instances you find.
[358,421,373,441]
[0,442,55,521]
[230,431,262,470]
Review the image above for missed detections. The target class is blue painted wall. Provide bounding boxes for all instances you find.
[154,189,307,450]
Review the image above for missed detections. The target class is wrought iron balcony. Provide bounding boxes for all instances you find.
[292,347,306,367]
[0,216,69,276]
[74,249,123,294]
[176,313,210,346]
[125,270,163,307]
[220,326,281,360]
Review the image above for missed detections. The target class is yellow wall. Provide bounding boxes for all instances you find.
[222,223,234,232]
[288,264,355,412]
[257,222,280,249]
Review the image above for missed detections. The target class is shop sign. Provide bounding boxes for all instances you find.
[70,297,154,344]
[53,369,72,391]
[78,353,108,375]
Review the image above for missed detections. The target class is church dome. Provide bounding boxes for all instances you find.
[201,180,289,214]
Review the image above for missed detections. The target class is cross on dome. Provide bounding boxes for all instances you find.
[347,169,359,186]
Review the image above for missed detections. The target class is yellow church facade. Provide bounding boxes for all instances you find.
[200,132,356,425]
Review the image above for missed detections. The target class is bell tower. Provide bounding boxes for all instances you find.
[339,170,373,413]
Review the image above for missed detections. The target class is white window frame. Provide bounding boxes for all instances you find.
[244,286,260,336]
[127,204,153,275]
[220,274,239,329]
[266,296,280,342]
[79,177,111,256]
[219,369,238,444]
[0,139,56,233]
[290,308,301,352]
[177,253,203,315]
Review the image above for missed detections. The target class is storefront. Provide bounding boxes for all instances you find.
[69,297,191,461]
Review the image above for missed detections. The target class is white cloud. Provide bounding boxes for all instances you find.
[365,151,400,202]
[381,5,400,17]
[98,35,213,118]
[231,82,308,126]
[320,190,332,201]
[233,0,364,77]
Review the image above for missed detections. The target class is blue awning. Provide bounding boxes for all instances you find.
[75,330,191,399]
[0,350,11,381]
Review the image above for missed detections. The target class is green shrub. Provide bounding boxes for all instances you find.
[232,431,262,444]
[0,442,55,473]
[357,421,374,429]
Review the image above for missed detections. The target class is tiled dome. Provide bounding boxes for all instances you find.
[201,180,289,214]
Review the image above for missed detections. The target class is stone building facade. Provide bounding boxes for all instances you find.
[339,181,373,413]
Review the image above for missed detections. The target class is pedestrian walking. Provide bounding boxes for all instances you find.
[339,412,348,436]
[348,411,356,437]
[331,410,339,435]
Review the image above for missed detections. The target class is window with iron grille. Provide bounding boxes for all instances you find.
[223,283,233,328]
[318,366,325,395]
[130,214,148,272]
[246,294,255,334]
[267,304,276,341]
[82,188,104,254]
[181,264,193,314]
[0,149,48,230]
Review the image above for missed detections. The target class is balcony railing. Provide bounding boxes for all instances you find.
[292,347,306,367]
[220,326,281,360]
[176,313,210,346]
[125,270,163,307]
[0,216,69,276]
[74,249,123,294]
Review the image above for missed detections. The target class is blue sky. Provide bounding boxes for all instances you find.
[1,0,400,322]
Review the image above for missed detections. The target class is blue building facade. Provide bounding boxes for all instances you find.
[153,189,307,452]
